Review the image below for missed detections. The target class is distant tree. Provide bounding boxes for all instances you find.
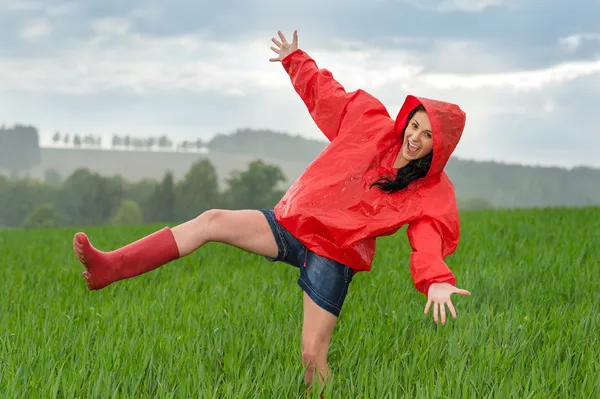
[96,175,127,222]
[124,135,131,149]
[124,178,159,209]
[158,135,173,150]
[178,140,191,152]
[0,124,42,174]
[175,159,220,221]
[57,168,124,226]
[147,137,156,150]
[0,178,58,227]
[52,131,61,143]
[223,159,287,209]
[73,134,82,147]
[84,134,95,146]
[44,168,63,186]
[22,204,61,229]
[145,171,176,223]
[111,200,144,225]
[63,134,70,145]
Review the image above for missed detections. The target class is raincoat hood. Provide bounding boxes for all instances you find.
[394,95,466,178]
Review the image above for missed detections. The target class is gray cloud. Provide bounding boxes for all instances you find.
[3,0,599,63]
[1,0,599,168]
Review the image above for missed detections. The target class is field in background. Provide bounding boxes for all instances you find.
[16,147,310,189]
[1,206,599,398]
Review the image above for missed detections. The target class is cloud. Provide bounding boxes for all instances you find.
[419,57,600,91]
[2,1,600,169]
[437,0,509,12]
[3,0,44,12]
[558,33,600,53]
[19,18,52,41]
[90,17,133,37]
[397,0,511,12]
[3,0,78,15]
[3,25,599,98]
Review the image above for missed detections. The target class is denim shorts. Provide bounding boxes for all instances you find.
[258,209,354,317]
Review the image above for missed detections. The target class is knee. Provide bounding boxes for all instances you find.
[198,208,222,221]
[195,209,233,242]
[302,339,323,366]
[196,209,225,228]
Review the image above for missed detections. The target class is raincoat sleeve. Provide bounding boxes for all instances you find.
[406,217,458,296]
[281,49,390,142]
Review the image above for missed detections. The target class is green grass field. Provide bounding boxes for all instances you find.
[1,206,599,398]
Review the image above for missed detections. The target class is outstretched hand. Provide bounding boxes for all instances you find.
[269,30,298,62]
[424,282,471,324]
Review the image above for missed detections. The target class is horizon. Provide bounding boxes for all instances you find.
[30,130,599,172]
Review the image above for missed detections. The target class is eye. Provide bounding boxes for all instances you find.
[424,132,432,139]
[411,122,418,129]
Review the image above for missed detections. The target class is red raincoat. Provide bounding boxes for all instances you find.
[274,49,466,296]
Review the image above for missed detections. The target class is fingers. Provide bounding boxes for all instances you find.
[270,35,282,62]
[454,288,471,296]
[427,301,458,324]
[278,30,288,45]
[447,301,457,320]
[424,298,432,314]
[270,30,298,62]
[440,303,447,324]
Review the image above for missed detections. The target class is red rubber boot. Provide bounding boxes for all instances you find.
[73,227,181,290]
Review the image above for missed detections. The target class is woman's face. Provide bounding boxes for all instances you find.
[401,110,433,161]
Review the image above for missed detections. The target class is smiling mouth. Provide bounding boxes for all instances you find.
[406,141,420,154]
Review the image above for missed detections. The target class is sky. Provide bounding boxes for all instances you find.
[1,0,599,169]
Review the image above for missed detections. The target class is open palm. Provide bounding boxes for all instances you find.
[269,30,298,62]
[425,282,471,324]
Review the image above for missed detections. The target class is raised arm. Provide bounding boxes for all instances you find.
[270,30,389,142]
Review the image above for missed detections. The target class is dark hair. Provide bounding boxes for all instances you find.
[370,104,433,193]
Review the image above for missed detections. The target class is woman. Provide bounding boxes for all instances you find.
[72,30,471,388]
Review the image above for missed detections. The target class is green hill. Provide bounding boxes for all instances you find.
[208,129,600,209]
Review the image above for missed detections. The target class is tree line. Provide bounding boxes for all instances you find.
[0,158,286,229]
[48,128,327,160]
[4,123,598,211]
[1,123,326,175]
[51,131,204,152]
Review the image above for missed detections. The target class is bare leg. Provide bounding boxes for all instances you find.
[301,292,338,394]
[171,209,278,258]
[73,209,278,290]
